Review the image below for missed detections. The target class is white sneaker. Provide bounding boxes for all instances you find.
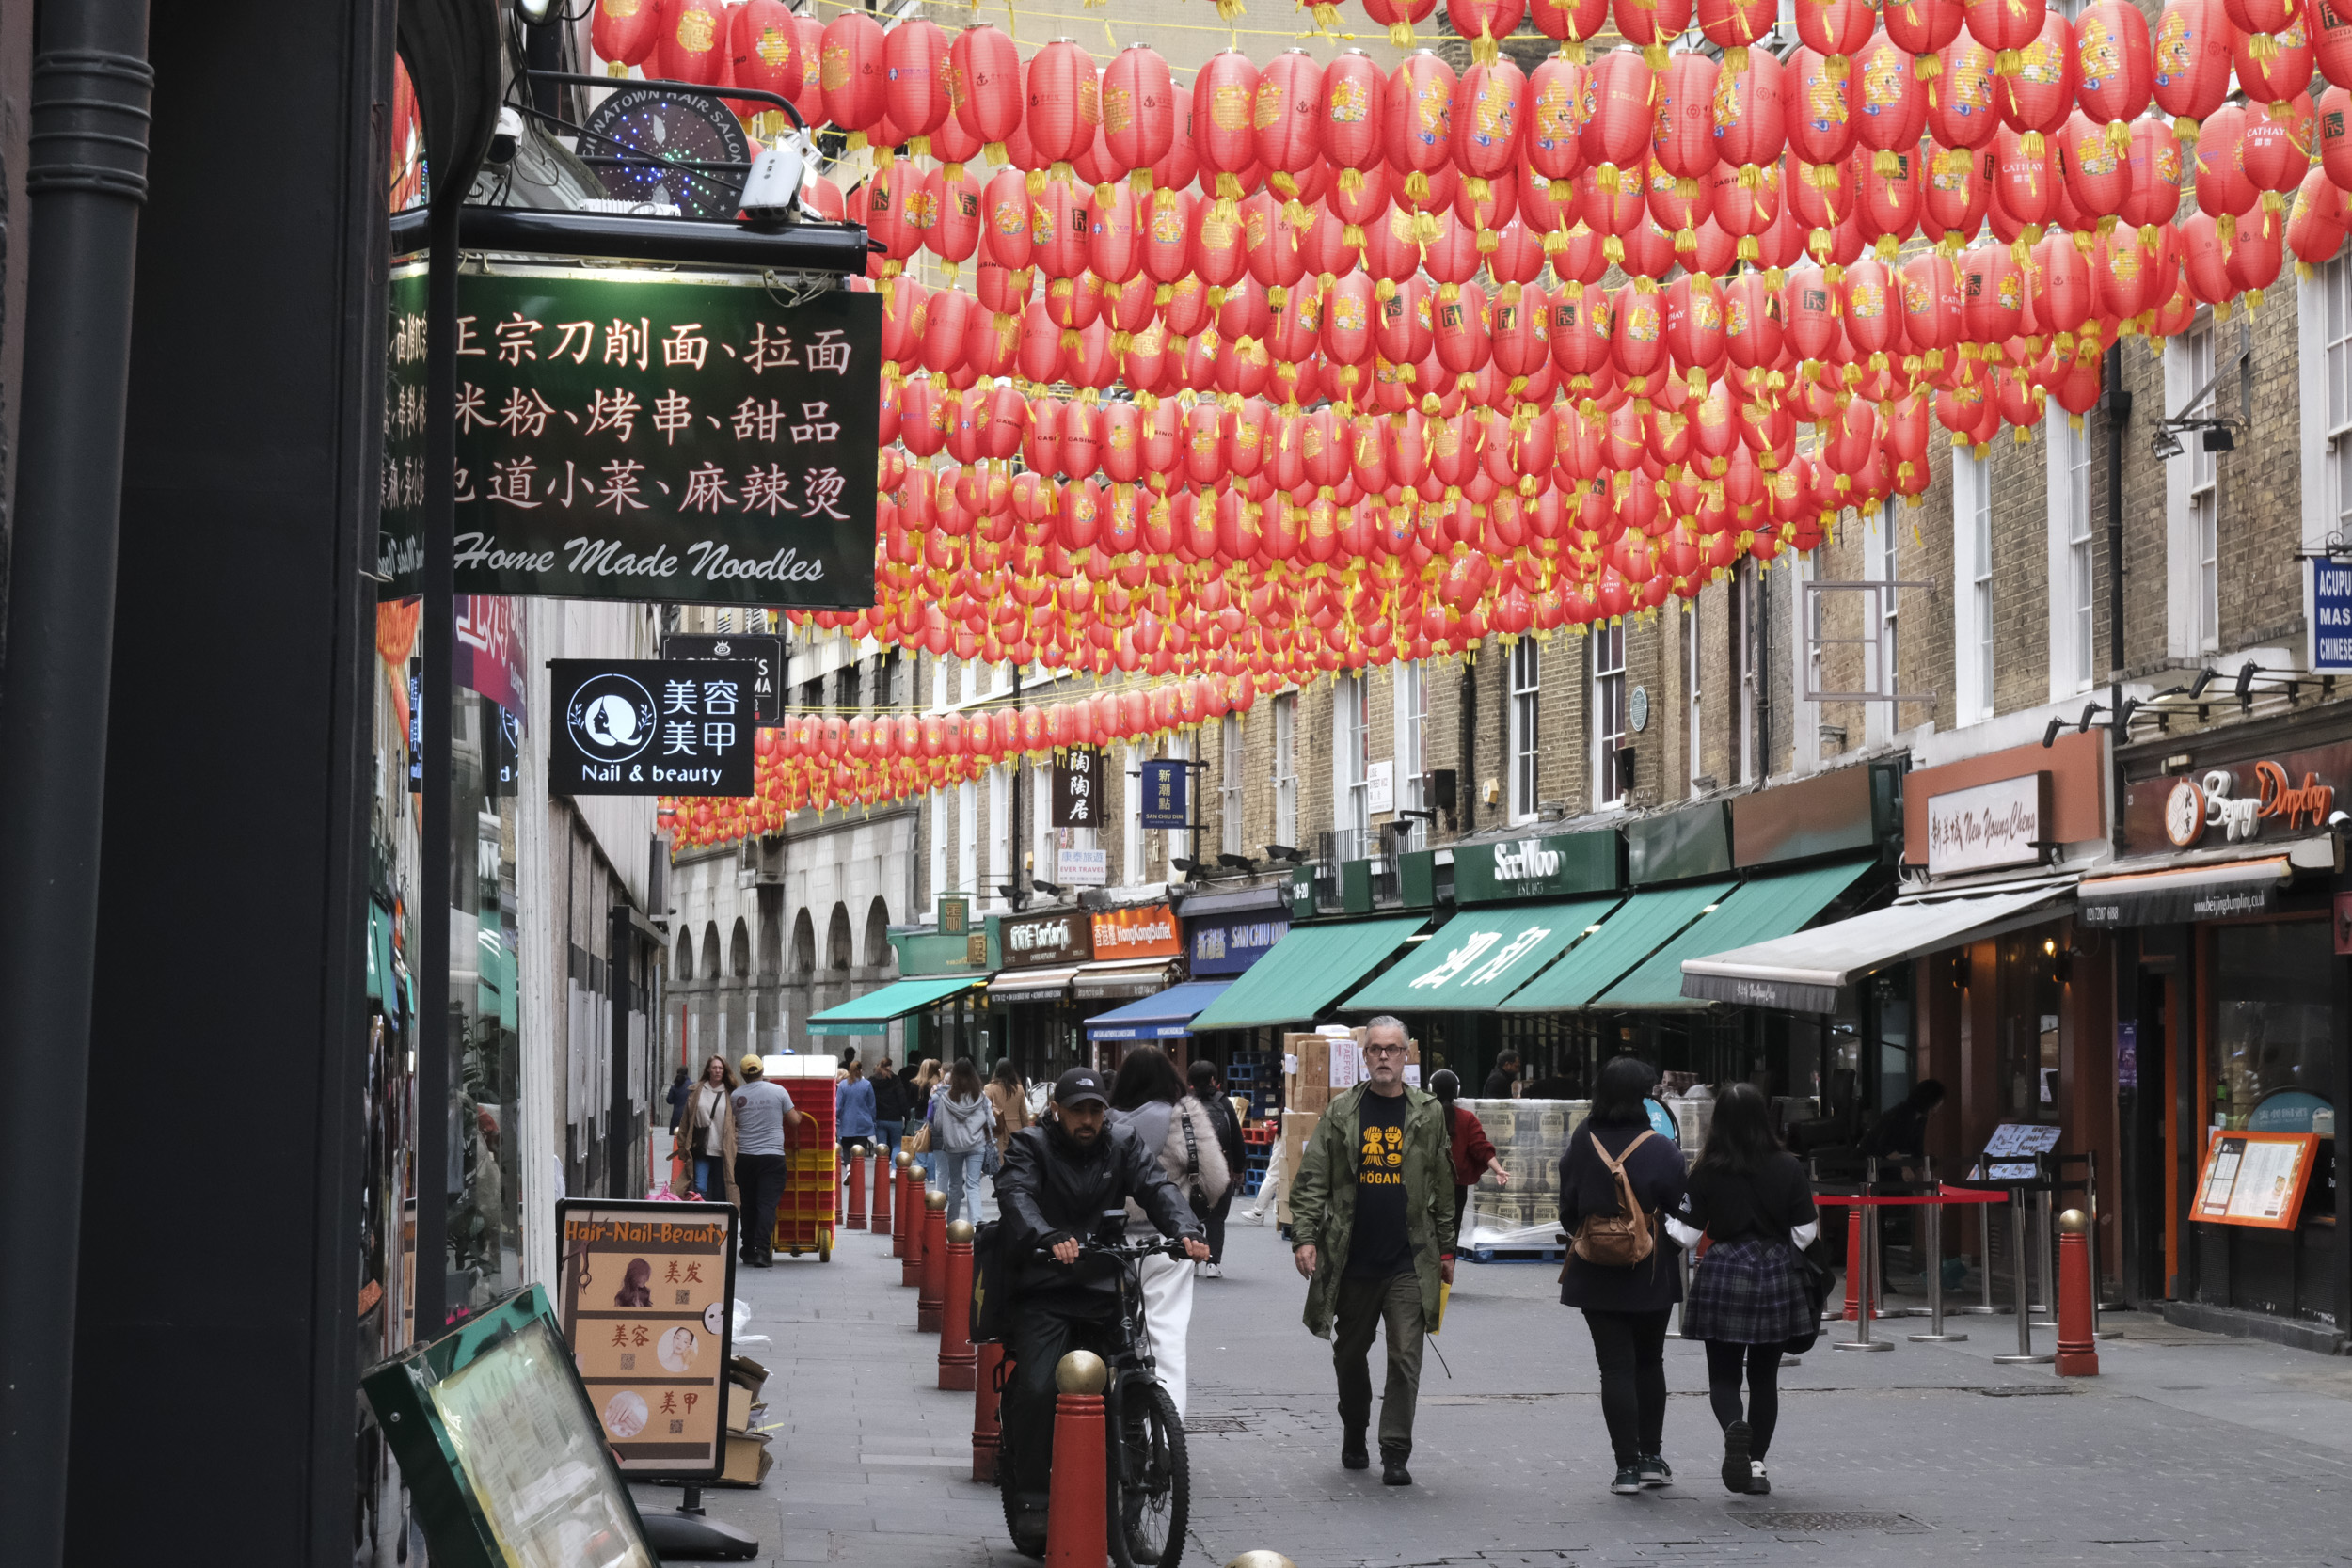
[1748,1461,1771,1495]
[1203,1262,1223,1278]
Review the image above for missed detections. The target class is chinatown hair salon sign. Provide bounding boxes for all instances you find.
[1925,772,2050,877]
[556,1199,737,1479]
[548,659,755,795]
[381,267,880,606]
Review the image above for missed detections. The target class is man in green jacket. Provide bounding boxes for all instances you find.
[1290,1015,1457,1487]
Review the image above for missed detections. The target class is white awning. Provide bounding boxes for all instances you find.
[1679,886,2071,1013]
[1071,956,1180,1000]
[988,965,1081,1002]
[2077,856,2293,928]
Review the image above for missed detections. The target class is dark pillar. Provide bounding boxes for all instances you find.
[64,3,392,1564]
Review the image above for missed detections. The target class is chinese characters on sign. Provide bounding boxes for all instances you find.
[1089,902,1181,958]
[380,270,881,606]
[1054,747,1104,828]
[548,660,756,796]
[1138,759,1189,829]
[662,631,784,722]
[380,262,429,591]
[1923,773,2049,877]
[555,1201,737,1478]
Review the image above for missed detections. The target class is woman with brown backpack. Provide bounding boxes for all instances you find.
[1558,1055,1689,1497]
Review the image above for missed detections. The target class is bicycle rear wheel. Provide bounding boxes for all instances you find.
[1107,1379,1187,1568]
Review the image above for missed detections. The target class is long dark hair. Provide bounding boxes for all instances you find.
[1589,1054,1658,1126]
[947,1056,982,1101]
[1427,1068,1460,1113]
[1693,1082,1781,1179]
[1111,1045,1186,1110]
[991,1058,1024,1094]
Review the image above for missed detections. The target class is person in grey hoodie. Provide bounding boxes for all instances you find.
[930,1056,999,1224]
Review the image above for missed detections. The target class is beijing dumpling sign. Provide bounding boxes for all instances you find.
[549,659,755,796]
[425,268,879,607]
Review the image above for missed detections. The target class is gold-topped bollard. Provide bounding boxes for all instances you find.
[917,1188,948,1332]
[2055,1208,2100,1377]
[844,1140,869,1230]
[892,1149,915,1261]
[939,1218,978,1389]
[1045,1352,1109,1568]
[871,1137,894,1234]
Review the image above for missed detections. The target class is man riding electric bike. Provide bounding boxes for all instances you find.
[994,1067,1210,1541]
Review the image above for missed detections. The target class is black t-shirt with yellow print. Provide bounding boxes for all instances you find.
[1344,1087,1413,1280]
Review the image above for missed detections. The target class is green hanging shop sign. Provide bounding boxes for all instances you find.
[381,266,881,608]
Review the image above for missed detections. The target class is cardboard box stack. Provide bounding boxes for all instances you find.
[717,1354,774,1486]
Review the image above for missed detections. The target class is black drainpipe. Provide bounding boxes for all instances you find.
[1458,657,1477,835]
[0,8,153,1560]
[2105,343,2132,859]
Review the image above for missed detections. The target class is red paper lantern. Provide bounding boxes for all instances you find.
[2074,2,2153,133]
[1797,0,1877,63]
[1653,52,1720,186]
[1713,48,1785,175]
[1455,58,1528,180]
[2191,103,2255,218]
[2152,0,2235,133]
[1788,48,1857,166]
[1104,45,1177,182]
[658,0,727,85]
[1852,32,1925,166]
[1963,0,2045,56]
[949,25,1023,156]
[883,18,949,140]
[594,0,661,70]
[2288,166,2351,268]
[820,13,886,135]
[1029,40,1101,167]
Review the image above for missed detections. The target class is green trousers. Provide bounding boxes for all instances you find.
[1332,1268,1425,1459]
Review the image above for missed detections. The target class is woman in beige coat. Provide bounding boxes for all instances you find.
[674,1053,739,1205]
[983,1059,1031,1150]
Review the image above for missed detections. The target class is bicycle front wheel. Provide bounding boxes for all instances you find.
[1107,1379,1188,1568]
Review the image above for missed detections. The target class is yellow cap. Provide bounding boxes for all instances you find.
[739,1054,764,1076]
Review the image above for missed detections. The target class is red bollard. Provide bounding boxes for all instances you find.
[939,1220,977,1389]
[892,1154,915,1260]
[972,1342,1006,1482]
[901,1168,928,1286]
[872,1142,894,1235]
[2055,1208,2100,1376]
[845,1144,869,1230]
[1840,1198,1877,1321]
[1044,1353,1109,1568]
[918,1190,947,1332]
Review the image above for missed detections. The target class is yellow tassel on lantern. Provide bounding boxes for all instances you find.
[848,131,868,153]
[2263,189,2284,213]
[2249,287,2266,310]
[1475,21,1500,65]
[1478,229,1500,253]
[1414,210,1440,244]
[1645,43,1668,70]
[1025,167,1047,197]
[2218,213,2237,245]
[1375,277,1398,301]
[1875,234,1899,261]
[1405,169,1430,204]
[1311,0,1340,29]
[1390,20,1415,47]
[2175,115,2200,141]
[1994,49,2020,76]
[1549,176,1578,202]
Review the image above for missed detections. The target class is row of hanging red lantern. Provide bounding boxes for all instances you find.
[659,672,1264,849]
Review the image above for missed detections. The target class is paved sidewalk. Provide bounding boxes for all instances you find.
[635,1200,2352,1567]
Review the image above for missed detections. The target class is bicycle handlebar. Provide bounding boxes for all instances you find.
[1031,1235,1192,1263]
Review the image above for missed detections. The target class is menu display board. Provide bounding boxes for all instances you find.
[556,1199,738,1477]
[2194,1132,2322,1229]
[361,1287,657,1568]
[1976,1122,2064,1181]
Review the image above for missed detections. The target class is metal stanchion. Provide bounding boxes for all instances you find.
[2030,1184,2058,1327]
[1957,1196,1999,1314]
[1835,1194,1894,1352]
[1907,1190,1966,1343]
[1992,1188,2055,1365]
[2086,1151,2109,1339]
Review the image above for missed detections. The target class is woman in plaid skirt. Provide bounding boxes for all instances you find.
[1669,1084,1819,1497]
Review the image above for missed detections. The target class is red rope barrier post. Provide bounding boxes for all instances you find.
[845,1142,869,1230]
[940,1218,977,1389]
[972,1341,1006,1482]
[2055,1209,2100,1377]
[872,1138,895,1235]
[918,1188,948,1332]
[1044,1351,1108,1568]
[1837,1198,1876,1322]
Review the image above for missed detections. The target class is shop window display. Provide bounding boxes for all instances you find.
[2211,922,2335,1133]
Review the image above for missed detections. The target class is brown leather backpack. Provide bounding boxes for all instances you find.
[1570,1130,1657,1267]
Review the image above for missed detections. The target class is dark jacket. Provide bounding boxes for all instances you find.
[667,1076,691,1132]
[870,1070,911,1124]
[1197,1087,1246,1181]
[1292,1084,1457,1338]
[1558,1119,1689,1313]
[996,1119,1200,1299]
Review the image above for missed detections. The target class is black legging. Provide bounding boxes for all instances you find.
[1703,1339,1783,1459]
[1581,1308,1672,1466]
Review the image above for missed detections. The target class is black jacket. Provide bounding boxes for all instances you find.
[1557,1120,1689,1313]
[996,1119,1201,1298]
[1197,1088,1246,1181]
[870,1070,912,1124]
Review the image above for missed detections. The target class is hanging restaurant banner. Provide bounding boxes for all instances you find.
[380,267,881,607]
[381,261,428,594]
[548,659,756,796]
[1053,746,1104,829]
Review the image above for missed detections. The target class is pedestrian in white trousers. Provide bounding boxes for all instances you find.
[1107,1048,1232,1423]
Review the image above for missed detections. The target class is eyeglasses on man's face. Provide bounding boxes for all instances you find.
[1362,1042,1408,1057]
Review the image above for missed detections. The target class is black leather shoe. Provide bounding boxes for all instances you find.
[1381,1450,1412,1486]
[1342,1429,1370,1470]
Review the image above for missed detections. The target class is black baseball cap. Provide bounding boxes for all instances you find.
[1054,1067,1110,1107]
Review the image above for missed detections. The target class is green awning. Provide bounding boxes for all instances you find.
[806,974,984,1036]
[1188,916,1428,1031]
[1595,857,1878,1008]
[1342,896,1623,1012]
[1496,880,1731,1012]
